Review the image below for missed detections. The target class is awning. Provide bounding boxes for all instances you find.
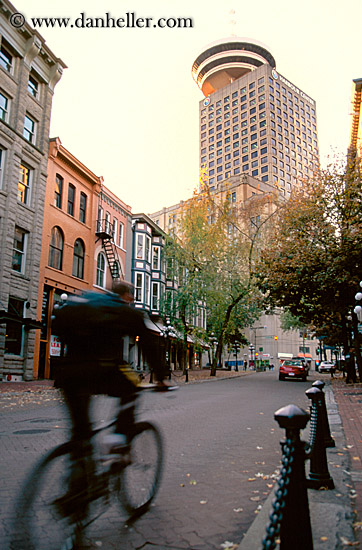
[278,352,293,359]
[297,353,312,359]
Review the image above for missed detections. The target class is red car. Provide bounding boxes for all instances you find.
[279,359,309,381]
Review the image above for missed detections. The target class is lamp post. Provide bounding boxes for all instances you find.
[161,320,175,381]
[233,342,241,371]
[354,283,362,323]
[210,332,218,365]
[250,326,266,370]
[249,344,255,369]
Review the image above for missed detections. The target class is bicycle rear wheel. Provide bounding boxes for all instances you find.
[118,421,163,516]
[11,442,92,550]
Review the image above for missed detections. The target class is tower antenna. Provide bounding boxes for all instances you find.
[229,9,236,37]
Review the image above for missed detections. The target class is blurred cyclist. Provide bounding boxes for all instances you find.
[54,280,173,459]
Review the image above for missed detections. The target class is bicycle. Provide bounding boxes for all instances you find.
[10,386,165,550]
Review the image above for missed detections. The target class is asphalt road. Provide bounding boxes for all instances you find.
[1,369,317,550]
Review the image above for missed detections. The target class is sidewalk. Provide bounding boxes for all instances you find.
[0,368,248,394]
[239,375,362,549]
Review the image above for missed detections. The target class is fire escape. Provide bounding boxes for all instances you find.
[96,219,124,280]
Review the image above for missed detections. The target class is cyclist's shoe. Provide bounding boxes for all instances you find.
[154,381,179,392]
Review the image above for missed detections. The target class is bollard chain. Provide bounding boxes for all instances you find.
[305,400,317,459]
[262,438,295,550]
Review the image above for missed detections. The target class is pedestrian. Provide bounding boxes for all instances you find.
[244,360,247,371]
[345,348,357,384]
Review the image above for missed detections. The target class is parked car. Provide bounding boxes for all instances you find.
[279,358,309,381]
[318,361,335,374]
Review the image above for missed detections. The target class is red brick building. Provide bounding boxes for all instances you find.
[33,138,102,379]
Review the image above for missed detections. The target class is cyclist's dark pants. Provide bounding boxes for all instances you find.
[57,359,139,447]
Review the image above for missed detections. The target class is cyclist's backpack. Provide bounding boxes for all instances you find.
[51,291,123,340]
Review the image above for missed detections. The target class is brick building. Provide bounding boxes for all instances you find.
[0,0,65,381]
[33,138,102,379]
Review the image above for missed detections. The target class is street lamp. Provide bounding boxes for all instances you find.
[249,344,255,369]
[249,326,266,369]
[354,284,362,323]
[161,320,175,380]
[209,332,218,364]
[233,342,241,371]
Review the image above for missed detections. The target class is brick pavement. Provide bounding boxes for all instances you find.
[2,369,361,547]
[331,377,362,546]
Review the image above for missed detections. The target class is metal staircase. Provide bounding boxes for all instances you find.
[96,219,123,280]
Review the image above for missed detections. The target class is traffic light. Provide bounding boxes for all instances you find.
[274,336,278,340]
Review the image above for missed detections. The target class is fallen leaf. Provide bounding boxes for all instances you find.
[180,483,185,487]
[320,536,328,542]
[233,508,243,513]
[256,446,263,450]
[352,456,360,461]
[248,478,256,482]
[220,541,237,549]
[190,480,197,485]
[200,500,207,504]
[339,536,359,546]
[250,496,260,501]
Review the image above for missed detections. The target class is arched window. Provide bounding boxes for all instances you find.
[48,226,63,270]
[96,252,106,287]
[72,239,85,279]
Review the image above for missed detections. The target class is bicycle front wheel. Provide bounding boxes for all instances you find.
[118,421,163,516]
[11,442,90,550]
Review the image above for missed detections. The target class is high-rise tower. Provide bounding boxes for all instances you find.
[192,37,319,198]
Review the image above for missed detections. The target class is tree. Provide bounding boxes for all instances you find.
[162,177,278,375]
[256,157,362,380]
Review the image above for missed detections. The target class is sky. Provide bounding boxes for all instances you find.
[12,0,362,214]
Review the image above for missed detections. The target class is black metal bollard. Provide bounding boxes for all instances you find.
[305,387,335,490]
[262,404,313,550]
[185,368,189,383]
[312,380,335,447]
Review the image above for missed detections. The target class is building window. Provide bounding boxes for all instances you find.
[0,91,9,122]
[136,234,144,260]
[119,222,124,248]
[55,175,63,208]
[0,148,4,189]
[152,282,159,310]
[79,192,87,223]
[105,212,111,235]
[152,246,160,270]
[5,297,24,355]
[112,218,118,243]
[67,184,75,216]
[28,75,39,98]
[145,273,150,306]
[96,253,106,287]
[0,43,12,72]
[12,227,28,273]
[48,226,63,270]
[18,164,31,204]
[145,236,151,263]
[135,272,143,302]
[23,114,36,143]
[72,239,85,279]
